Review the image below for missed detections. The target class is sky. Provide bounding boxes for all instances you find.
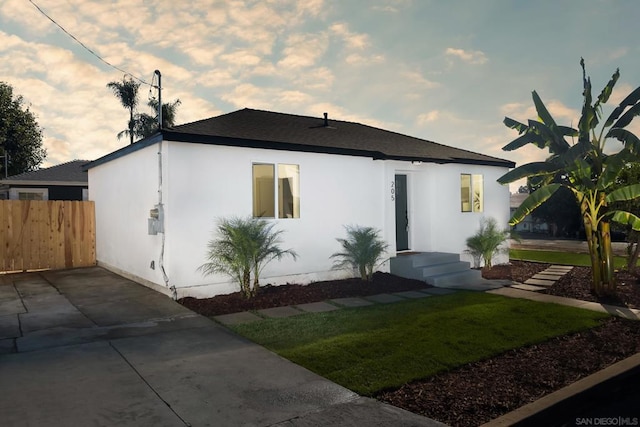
[1,0,640,192]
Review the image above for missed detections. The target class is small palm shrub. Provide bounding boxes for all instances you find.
[465,217,511,269]
[331,225,389,281]
[199,216,297,298]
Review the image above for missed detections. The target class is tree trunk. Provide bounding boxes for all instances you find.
[242,269,251,299]
[598,219,616,295]
[626,231,640,275]
[582,204,603,295]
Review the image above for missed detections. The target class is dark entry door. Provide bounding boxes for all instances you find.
[395,174,409,251]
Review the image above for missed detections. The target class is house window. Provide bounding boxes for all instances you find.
[10,188,48,200]
[253,163,300,218]
[461,174,483,212]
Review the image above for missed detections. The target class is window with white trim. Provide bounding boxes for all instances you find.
[461,174,483,212]
[252,163,300,218]
[10,188,48,201]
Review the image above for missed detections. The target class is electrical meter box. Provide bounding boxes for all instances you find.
[148,204,164,235]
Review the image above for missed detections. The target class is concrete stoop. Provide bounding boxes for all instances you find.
[390,252,504,291]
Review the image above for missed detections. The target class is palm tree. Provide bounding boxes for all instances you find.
[135,98,181,138]
[199,216,297,298]
[106,76,140,144]
[331,225,389,281]
[465,217,511,269]
[498,59,640,295]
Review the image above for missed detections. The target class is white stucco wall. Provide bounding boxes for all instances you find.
[382,161,511,266]
[89,140,512,298]
[88,142,171,295]
[159,142,389,297]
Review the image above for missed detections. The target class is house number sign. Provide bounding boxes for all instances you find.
[390,180,395,201]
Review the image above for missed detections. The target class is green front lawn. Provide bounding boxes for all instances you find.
[509,248,632,268]
[230,292,608,395]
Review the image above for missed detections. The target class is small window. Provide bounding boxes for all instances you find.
[253,164,275,217]
[253,163,300,218]
[461,174,483,212]
[18,192,44,200]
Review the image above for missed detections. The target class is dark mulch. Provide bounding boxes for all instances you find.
[545,266,640,309]
[178,261,640,426]
[179,272,429,316]
[378,317,640,427]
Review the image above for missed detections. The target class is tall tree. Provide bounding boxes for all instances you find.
[107,75,140,144]
[0,82,46,177]
[135,98,181,138]
[499,59,640,296]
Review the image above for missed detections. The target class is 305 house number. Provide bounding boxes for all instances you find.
[390,180,395,201]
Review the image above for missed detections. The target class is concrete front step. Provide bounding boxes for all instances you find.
[390,252,500,290]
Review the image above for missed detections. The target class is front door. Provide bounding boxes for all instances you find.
[395,174,409,251]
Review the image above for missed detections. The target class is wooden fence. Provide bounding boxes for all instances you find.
[0,200,96,273]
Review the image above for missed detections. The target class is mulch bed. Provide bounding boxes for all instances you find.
[178,261,640,426]
[179,271,429,316]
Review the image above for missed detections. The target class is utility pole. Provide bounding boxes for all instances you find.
[154,70,162,129]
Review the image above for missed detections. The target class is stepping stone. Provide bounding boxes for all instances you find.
[548,265,573,272]
[532,273,564,281]
[524,278,555,287]
[330,297,374,308]
[422,288,457,295]
[214,311,263,325]
[511,283,547,292]
[295,301,339,313]
[364,293,406,304]
[256,306,303,318]
[393,290,432,299]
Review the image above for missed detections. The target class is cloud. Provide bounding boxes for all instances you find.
[330,22,369,50]
[445,48,488,65]
[345,53,385,65]
[416,110,440,124]
[278,32,329,69]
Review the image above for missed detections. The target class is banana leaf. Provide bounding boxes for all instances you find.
[612,102,640,129]
[502,132,543,151]
[604,86,640,127]
[606,128,640,154]
[497,162,559,184]
[532,90,558,128]
[503,117,528,134]
[594,68,620,110]
[606,183,640,203]
[509,184,561,225]
[610,210,640,231]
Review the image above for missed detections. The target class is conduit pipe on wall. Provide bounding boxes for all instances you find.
[155,69,176,300]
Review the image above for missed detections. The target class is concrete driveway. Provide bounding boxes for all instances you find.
[0,267,442,426]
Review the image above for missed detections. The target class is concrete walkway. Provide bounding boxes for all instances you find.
[0,267,443,427]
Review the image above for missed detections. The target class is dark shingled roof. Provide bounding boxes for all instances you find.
[163,108,514,167]
[87,108,515,169]
[1,160,89,185]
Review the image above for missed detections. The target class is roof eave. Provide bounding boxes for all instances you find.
[0,180,87,186]
[85,133,163,170]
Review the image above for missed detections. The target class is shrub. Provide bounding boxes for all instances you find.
[331,225,389,281]
[199,216,297,298]
[465,217,511,269]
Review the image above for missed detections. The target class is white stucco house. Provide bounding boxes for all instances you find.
[87,108,515,298]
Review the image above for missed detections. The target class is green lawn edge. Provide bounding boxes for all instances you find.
[229,292,608,396]
[509,248,631,268]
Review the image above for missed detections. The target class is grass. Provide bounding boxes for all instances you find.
[230,292,608,396]
[510,248,631,268]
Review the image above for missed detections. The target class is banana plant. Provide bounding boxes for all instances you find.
[498,59,640,295]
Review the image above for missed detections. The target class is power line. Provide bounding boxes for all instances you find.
[27,0,153,86]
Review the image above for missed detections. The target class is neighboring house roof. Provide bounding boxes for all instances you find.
[510,193,529,209]
[88,108,516,169]
[0,160,90,186]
